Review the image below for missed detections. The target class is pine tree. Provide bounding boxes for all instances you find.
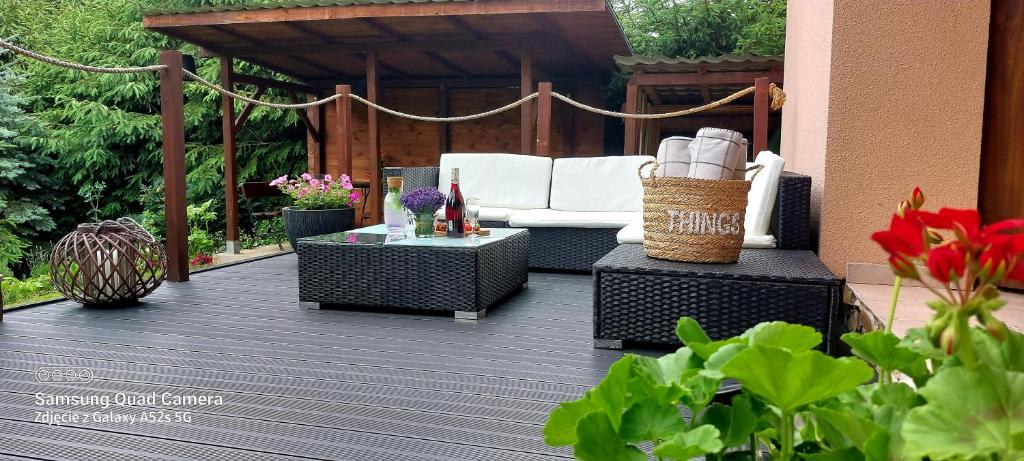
[0,56,55,274]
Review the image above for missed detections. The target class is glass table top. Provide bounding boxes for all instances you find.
[304,224,526,248]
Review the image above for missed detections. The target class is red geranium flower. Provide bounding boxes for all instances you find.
[872,214,927,259]
[926,244,967,283]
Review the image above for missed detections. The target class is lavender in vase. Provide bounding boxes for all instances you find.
[400,187,446,238]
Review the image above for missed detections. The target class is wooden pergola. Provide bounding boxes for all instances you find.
[618,55,784,155]
[143,0,631,281]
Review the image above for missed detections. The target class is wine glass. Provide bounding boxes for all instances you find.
[466,198,481,234]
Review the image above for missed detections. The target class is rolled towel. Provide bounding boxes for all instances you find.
[687,127,747,180]
[654,136,692,177]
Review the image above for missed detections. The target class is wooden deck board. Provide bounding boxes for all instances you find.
[0,253,630,460]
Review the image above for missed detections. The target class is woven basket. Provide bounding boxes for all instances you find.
[639,161,761,263]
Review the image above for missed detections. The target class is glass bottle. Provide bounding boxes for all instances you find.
[445,168,465,238]
[383,176,406,232]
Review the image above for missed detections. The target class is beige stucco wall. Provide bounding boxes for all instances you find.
[780,0,990,276]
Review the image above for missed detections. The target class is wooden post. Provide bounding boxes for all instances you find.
[334,85,353,181]
[220,57,241,254]
[366,51,382,224]
[306,93,323,174]
[536,82,552,156]
[438,84,449,157]
[753,77,770,157]
[624,82,639,155]
[520,48,534,155]
[159,51,188,282]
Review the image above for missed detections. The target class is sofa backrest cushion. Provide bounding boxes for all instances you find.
[744,151,786,237]
[438,153,553,209]
[549,155,656,212]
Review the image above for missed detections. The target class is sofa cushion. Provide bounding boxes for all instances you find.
[549,155,656,212]
[438,153,552,209]
[615,220,777,248]
[745,151,786,237]
[508,209,639,228]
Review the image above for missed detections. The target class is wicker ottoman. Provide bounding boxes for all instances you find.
[593,244,842,352]
[297,225,529,319]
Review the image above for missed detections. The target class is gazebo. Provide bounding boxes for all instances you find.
[142,0,632,281]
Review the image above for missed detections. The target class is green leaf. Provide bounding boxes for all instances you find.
[679,372,723,415]
[573,412,646,461]
[653,424,724,460]
[701,394,757,448]
[544,399,596,446]
[800,447,865,461]
[898,328,947,361]
[619,401,687,443]
[543,355,635,446]
[676,316,712,346]
[842,331,929,382]
[972,327,1024,372]
[902,365,1024,460]
[744,321,822,352]
[721,345,874,412]
[810,406,886,452]
[590,355,635,430]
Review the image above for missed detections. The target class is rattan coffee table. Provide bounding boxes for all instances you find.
[296,225,529,319]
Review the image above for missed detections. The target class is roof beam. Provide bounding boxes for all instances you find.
[529,13,606,75]
[143,0,609,28]
[234,73,317,94]
[209,25,357,81]
[362,17,470,78]
[444,16,522,73]
[199,36,560,58]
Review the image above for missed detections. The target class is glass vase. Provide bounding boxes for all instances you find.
[413,213,435,238]
[383,177,406,232]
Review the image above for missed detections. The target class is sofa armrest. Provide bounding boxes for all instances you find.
[382,166,440,196]
[771,172,812,250]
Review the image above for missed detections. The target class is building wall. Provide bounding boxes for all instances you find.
[780,0,990,276]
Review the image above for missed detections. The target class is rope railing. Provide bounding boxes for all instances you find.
[348,92,539,122]
[0,37,785,121]
[0,38,167,74]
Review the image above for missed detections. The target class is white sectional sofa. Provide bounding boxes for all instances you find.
[383,153,812,271]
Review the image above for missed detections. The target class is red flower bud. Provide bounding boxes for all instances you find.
[978,245,1011,282]
[910,187,925,210]
[926,244,967,283]
[888,254,919,279]
[985,318,1008,342]
[940,327,956,355]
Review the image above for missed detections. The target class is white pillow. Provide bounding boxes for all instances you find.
[438,153,552,209]
[744,151,786,237]
[549,156,655,212]
[688,127,747,180]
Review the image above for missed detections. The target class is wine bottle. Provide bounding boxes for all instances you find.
[445,168,465,238]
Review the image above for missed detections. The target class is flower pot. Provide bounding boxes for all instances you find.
[282,206,356,249]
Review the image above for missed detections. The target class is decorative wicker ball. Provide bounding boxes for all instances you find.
[50,218,167,305]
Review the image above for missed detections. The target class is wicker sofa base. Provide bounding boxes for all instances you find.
[479,222,619,272]
[297,230,530,317]
[594,244,842,353]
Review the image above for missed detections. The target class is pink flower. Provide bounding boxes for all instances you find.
[350,191,361,203]
[324,174,333,182]
[301,173,313,181]
[340,174,351,183]
[269,175,288,187]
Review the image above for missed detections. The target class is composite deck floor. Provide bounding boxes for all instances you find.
[0,253,633,460]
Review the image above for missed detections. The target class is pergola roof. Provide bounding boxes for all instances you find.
[617,54,784,106]
[615,54,783,74]
[142,0,632,87]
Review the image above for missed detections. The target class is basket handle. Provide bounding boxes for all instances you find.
[637,160,659,180]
